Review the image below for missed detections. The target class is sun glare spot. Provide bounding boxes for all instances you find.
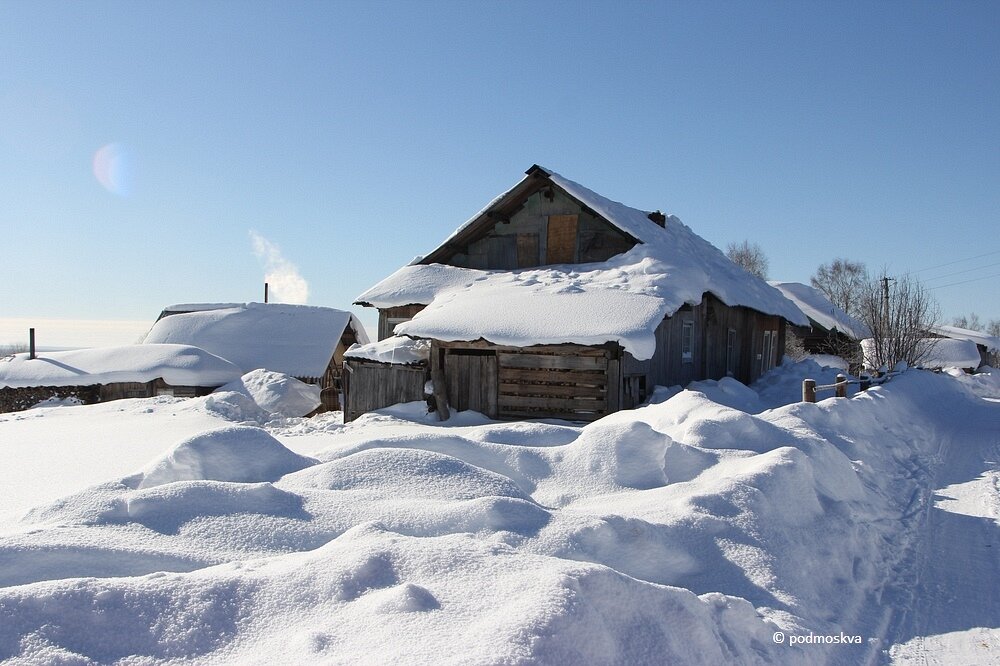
[93,143,133,196]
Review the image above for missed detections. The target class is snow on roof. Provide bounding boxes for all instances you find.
[768,281,870,340]
[344,336,431,366]
[356,167,807,359]
[0,344,242,389]
[143,303,369,378]
[929,325,1000,353]
[861,338,983,370]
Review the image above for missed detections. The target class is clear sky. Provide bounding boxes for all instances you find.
[2,1,998,347]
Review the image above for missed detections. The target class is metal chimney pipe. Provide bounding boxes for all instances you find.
[264,282,269,304]
[29,328,36,359]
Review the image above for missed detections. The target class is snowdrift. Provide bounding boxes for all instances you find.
[0,365,996,664]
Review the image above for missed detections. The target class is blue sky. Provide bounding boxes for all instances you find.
[1,1,998,346]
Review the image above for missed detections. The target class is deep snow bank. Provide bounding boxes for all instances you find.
[0,368,996,664]
[216,369,321,418]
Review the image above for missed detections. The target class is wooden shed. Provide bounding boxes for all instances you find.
[351,165,807,422]
[144,302,369,411]
[0,344,242,413]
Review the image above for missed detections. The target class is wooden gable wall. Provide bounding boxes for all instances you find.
[439,187,635,270]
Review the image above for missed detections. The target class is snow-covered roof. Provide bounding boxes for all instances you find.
[929,325,1000,353]
[0,344,242,389]
[344,336,431,366]
[768,281,870,340]
[356,167,807,360]
[143,303,369,378]
[861,338,983,370]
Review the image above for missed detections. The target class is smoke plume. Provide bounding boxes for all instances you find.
[249,231,309,304]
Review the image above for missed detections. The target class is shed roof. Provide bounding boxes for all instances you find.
[143,303,369,378]
[356,166,807,360]
[929,325,1000,353]
[0,344,242,389]
[768,281,870,340]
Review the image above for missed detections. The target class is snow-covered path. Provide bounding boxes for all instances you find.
[888,387,1000,664]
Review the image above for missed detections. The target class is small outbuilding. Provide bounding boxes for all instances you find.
[143,302,369,411]
[927,325,1000,369]
[768,281,870,363]
[0,344,242,413]
[350,165,808,422]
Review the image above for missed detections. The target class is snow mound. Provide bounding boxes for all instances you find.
[126,481,306,533]
[138,426,317,489]
[281,448,530,502]
[216,369,321,417]
[344,337,431,365]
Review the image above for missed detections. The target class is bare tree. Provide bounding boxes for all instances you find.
[783,328,809,362]
[726,240,769,279]
[811,258,867,319]
[860,271,940,371]
[952,313,983,331]
[988,320,1000,338]
[0,344,28,357]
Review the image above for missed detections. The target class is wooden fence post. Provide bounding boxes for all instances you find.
[802,379,816,403]
[835,374,847,398]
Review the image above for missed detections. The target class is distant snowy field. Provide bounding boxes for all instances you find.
[0,362,997,664]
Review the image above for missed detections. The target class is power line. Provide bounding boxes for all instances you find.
[910,249,1000,275]
[927,271,1000,290]
[922,260,1000,283]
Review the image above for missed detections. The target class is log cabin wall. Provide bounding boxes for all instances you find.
[620,294,786,407]
[377,304,426,341]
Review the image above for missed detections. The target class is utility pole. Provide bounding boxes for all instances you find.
[881,276,892,330]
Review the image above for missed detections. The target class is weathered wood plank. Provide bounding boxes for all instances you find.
[499,353,607,370]
[499,410,605,422]
[437,340,608,355]
[546,214,578,264]
[499,395,605,410]
[498,367,608,384]
[499,383,606,399]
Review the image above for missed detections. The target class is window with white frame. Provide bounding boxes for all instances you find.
[681,321,694,362]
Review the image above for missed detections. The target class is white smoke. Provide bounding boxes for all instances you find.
[249,231,309,304]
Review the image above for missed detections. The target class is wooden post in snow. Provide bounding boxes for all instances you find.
[802,378,816,403]
[430,346,450,421]
[835,374,847,398]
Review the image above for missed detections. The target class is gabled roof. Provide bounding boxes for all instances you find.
[143,303,369,378]
[768,281,871,340]
[928,325,1000,353]
[0,344,242,389]
[356,166,807,360]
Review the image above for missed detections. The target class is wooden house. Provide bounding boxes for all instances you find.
[144,303,369,411]
[768,281,870,360]
[0,344,242,413]
[351,165,808,422]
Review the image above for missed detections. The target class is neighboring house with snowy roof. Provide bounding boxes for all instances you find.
[0,344,242,413]
[351,165,808,422]
[768,281,870,359]
[143,303,369,411]
[928,325,1000,368]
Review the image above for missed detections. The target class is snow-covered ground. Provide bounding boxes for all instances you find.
[0,362,997,664]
